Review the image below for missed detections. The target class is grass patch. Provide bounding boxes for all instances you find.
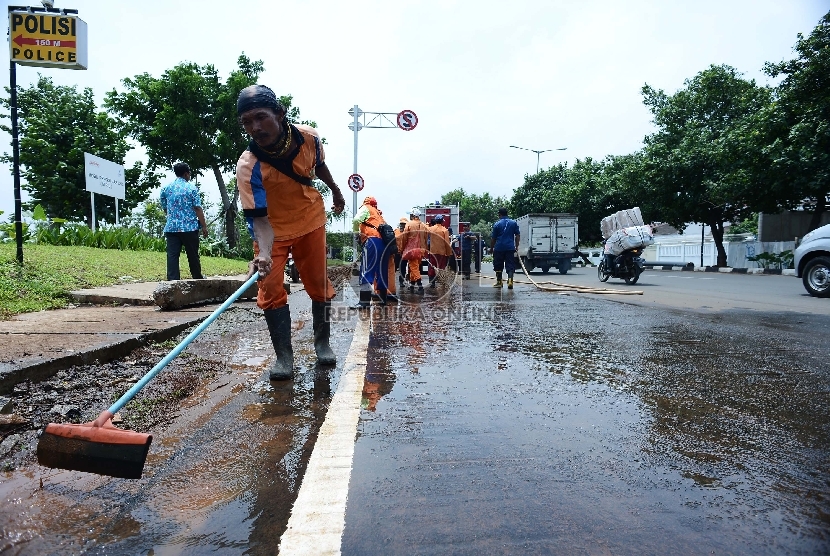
[0,243,249,319]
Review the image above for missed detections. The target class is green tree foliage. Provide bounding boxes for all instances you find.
[0,76,159,223]
[105,54,264,250]
[761,11,830,231]
[509,156,643,243]
[640,65,771,265]
[440,188,508,233]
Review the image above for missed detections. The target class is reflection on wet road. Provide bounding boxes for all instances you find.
[342,286,830,554]
[2,280,829,554]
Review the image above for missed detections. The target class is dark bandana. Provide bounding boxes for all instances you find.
[237,85,282,116]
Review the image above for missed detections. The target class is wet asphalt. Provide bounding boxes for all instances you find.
[1,272,829,554]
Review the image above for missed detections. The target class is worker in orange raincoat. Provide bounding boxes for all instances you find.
[427,214,452,288]
[401,208,429,294]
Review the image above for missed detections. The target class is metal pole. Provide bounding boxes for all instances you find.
[91,192,96,232]
[10,60,23,265]
[115,198,119,226]
[700,224,704,268]
[352,104,359,218]
[536,152,540,174]
[351,104,359,263]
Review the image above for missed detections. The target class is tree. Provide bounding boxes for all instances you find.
[105,54,266,250]
[641,65,771,266]
[0,76,159,223]
[439,188,507,231]
[761,11,830,231]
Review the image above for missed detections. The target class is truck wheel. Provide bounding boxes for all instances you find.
[803,256,830,297]
[541,266,550,274]
[520,257,534,273]
[598,261,609,282]
[558,266,568,275]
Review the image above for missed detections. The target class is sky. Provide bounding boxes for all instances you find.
[1,0,828,233]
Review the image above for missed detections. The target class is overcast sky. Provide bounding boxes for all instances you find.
[1,0,828,232]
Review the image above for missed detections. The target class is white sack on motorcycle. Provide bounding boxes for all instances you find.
[604,225,655,255]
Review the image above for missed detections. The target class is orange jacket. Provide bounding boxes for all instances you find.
[427,224,452,256]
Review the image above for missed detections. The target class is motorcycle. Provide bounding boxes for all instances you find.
[597,246,645,285]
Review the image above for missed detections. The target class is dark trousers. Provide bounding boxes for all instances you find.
[166,230,203,280]
[461,250,472,277]
[493,249,516,276]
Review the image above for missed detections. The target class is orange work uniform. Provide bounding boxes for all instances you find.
[402,217,429,283]
[236,124,335,309]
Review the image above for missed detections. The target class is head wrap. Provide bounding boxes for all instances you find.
[435,214,445,221]
[363,196,377,207]
[399,217,408,223]
[237,85,282,116]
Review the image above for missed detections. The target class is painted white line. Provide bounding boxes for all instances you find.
[279,316,371,555]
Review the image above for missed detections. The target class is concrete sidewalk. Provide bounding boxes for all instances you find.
[0,275,267,395]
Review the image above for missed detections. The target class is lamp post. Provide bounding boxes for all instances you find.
[509,145,567,174]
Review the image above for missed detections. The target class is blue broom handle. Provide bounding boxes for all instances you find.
[108,273,260,414]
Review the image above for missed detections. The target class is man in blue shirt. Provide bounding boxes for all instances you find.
[490,207,520,289]
[160,162,208,281]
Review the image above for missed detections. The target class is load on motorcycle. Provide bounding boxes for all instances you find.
[597,208,655,285]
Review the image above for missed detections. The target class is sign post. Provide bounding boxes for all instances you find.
[84,153,125,232]
[7,5,88,264]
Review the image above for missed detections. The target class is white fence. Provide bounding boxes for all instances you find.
[642,240,795,268]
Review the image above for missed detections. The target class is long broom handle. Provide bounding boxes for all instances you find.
[108,273,260,415]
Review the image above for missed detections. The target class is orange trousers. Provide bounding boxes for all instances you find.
[254,225,334,310]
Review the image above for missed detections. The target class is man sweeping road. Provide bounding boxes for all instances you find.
[236,85,346,380]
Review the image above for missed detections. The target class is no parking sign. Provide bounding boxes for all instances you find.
[396,109,418,131]
[347,174,365,192]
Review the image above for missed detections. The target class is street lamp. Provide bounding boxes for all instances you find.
[510,145,567,173]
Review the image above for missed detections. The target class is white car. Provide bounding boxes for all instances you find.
[795,223,830,297]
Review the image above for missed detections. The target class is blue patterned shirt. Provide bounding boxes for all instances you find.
[160,177,202,233]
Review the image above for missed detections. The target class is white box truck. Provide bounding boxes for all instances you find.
[514,213,579,274]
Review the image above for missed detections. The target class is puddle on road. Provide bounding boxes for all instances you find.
[0,305,343,555]
[344,298,830,554]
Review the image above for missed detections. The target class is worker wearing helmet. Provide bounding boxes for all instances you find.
[354,196,391,307]
[401,208,429,293]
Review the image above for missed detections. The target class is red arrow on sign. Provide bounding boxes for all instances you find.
[13,35,76,48]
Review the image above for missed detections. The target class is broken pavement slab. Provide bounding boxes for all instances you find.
[70,274,289,310]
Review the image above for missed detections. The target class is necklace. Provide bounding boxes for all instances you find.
[263,122,293,157]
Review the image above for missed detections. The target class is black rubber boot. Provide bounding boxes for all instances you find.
[311,300,336,366]
[263,306,294,381]
[377,288,388,305]
[416,280,424,294]
[356,289,372,309]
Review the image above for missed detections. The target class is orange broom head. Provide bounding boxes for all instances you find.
[36,411,153,479]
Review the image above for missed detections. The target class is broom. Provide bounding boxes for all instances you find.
[37,273,260,480]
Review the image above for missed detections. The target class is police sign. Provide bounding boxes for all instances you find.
[9,9,88,70]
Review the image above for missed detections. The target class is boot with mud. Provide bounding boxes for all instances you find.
[311,300,336,366]
[507,275,514,289]
[263,305,294,380]
[493,271,503,288]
